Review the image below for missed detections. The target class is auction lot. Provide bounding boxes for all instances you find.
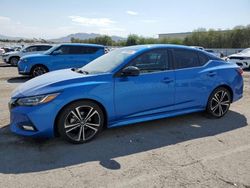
[0,60,250,187]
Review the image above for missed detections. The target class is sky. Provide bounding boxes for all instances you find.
[0,0,249,39]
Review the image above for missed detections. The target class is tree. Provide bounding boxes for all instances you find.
[126,34,140,46]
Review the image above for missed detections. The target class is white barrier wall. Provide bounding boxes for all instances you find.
[207,48,245,57]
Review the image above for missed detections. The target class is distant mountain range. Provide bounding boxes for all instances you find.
[50,33,125,42]
[0,34,26,40]
[0,33,125,42]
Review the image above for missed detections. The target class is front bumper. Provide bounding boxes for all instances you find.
[228,59,250,69]
[2,57,9,63]
[9,100,60,138]
[18,60,31,75]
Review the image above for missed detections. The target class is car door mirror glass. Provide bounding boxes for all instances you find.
[121,66,140,77]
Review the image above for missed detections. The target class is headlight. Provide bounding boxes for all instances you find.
[17,93,59,106]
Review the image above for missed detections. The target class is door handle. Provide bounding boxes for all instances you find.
[207,71,217,77]
[162,77,174,84]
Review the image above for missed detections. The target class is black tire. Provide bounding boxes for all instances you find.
[57,100,104,144]
[10,57,19,66]
[206,87,231,118]
[31,65,48,77]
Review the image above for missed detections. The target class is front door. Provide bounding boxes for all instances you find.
[114,49,175,120]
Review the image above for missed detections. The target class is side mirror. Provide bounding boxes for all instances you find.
[52,50,62,55]
[121,66,140,77]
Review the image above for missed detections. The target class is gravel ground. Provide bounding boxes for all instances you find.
[0,60,250,188]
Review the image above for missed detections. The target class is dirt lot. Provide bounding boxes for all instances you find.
[0,60,249,188]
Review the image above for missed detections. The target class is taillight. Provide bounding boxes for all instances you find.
[236,68,243,75]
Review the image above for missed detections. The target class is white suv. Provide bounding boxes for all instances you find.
[2,44,52,66]
[227,48,250,69]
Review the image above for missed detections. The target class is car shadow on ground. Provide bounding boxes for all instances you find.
[0,110,247,174]
[7,76,30,83]
[0,63,12,68]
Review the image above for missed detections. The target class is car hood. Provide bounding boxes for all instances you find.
[229,52,250,57]
[11,69,108,98]
[4,51,18,56]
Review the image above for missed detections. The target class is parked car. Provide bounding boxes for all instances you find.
[2,44,53,66]
[18,43,105,77]
[0,48,5,56]
[190,46,204,50]
[226,48,250,69]
[205,49,221,58]
[9,44,243,144]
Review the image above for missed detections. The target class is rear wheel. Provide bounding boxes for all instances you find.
[31,65,48,77]
[57,101,104,144]
[10,57,19,66]
[206,87,231,118]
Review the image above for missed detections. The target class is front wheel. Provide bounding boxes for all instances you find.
[57,101,104,144]
[10,57,19,66]
[31,65,48,77]
[206,87,231,118]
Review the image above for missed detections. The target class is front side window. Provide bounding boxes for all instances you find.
[25,46,38,52]
[173,49,200,69]
[130,49,169,73]
[55,45,71,55]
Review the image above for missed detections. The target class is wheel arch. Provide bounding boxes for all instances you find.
[30,64,49,73]
[53,98,108,137]
[209,84,234,103]
[9,55,20,59]
[9,56,20,63]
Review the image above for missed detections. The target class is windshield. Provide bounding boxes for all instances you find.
[240,48,250,54]
[79,48,137,74]
[44,44,60,55]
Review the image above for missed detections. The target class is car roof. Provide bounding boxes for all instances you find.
[123,44,201,53]
[58,43,104,48]
[28,44,53,46]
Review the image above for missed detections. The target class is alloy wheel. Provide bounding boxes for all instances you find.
[32,66,47,77]
[64,105,101,142]
[210,89,230,117]
[10,57,19,66]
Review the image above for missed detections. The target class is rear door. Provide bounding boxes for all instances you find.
[172,48,213,110]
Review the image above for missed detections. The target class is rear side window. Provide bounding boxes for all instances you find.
[130,49,169,73]
[173,49,200,69]
[69,46,101,54]
[37,45,52,51]
[198,52,210,66]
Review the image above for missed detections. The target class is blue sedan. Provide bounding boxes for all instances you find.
[9,44,243,144]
